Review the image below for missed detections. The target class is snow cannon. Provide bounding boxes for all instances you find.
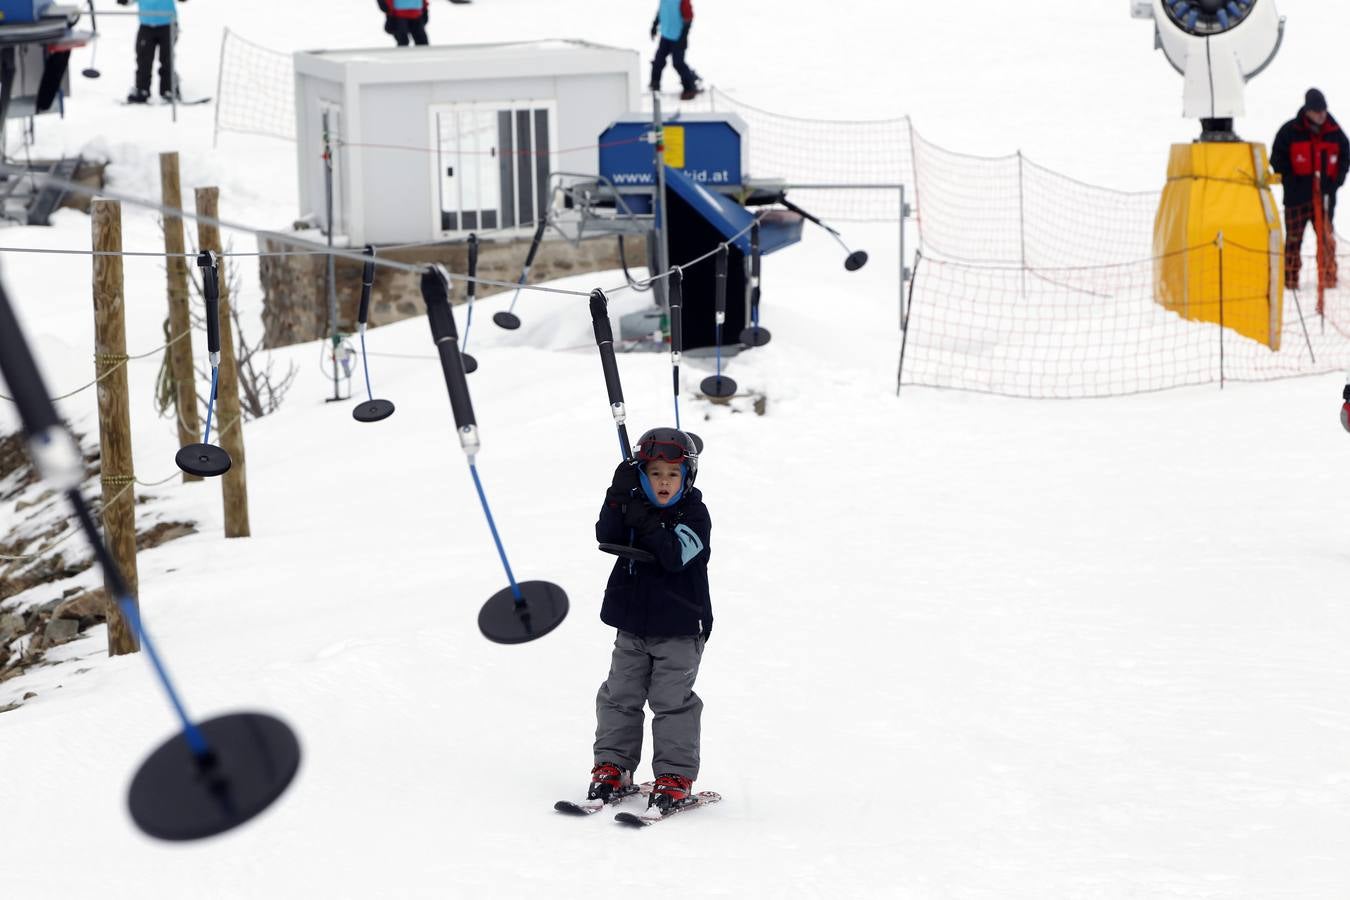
[1133,0,1283,142]
[1134,0,1285,352]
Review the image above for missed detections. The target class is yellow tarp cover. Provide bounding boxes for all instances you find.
[1153,142,1283,351]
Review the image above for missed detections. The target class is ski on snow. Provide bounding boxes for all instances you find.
[554,781,652,816]
[614,790,722,828]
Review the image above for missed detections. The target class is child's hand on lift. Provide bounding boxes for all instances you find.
[607,459,641,500]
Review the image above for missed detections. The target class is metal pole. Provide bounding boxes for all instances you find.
[1217,233,1225,390]
[1017,150,1027,300]
[899,183,908,328]
[651,93,670,309]
[213,29,227,148]
[169,17,177,123]
[323,109,340,401]
[896,252,922,397]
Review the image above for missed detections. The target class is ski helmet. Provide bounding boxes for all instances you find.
[633,427,700,488]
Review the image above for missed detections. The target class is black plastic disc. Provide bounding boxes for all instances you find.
[700,374,738,398]
[478,580,568,644]
[175,442,232,478]
[598,542,656,563]
[493,311,521,330]
[82,69,101,79]
[353,398,396,423]
[463,353,479,374]
[739,326,773,348]
[845,250,869,272]
[127,712,301,842]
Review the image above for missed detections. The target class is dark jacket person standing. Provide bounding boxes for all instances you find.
[1271,89,1350,289]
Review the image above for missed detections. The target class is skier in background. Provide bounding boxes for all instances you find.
[650,0,701,101]
[1272,88,1350,290]
[586,428,713,814]
[115,0,186,104]
[381,0,430,46]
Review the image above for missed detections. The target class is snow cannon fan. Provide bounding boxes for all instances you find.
[1132,0,1283,140]
[458,232,480,374]
[0,281,300,841]
[352,245,396,423]
[739,221,772,348]
[175,253,232,477]
[700,243,738,399]
[421,266,569,644]
[493,218,549,331]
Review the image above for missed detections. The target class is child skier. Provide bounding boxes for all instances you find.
[116,0,185,103]
[588,427,713,813]
[649,0,701,101]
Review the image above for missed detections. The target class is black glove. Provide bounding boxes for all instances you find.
[650,17,659,39]
[622,496,662,533]
[607,459,641,500]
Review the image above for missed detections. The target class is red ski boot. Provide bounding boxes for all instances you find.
[588,762,634,802]
[648,773,694,813]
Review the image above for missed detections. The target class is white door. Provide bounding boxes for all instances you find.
[431,101,556,237]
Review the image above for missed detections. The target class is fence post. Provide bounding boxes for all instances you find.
[159,152,201,481]
[1217,232,1226,390]
[91,199,140,656]
[322,109,341,402]
[1017,150,1028,300]
[896,252,923,397]
[194,186,252,538]
[899,183,912,328]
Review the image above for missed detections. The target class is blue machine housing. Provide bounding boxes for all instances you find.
[0,0,53,23]
[600,113,747,211]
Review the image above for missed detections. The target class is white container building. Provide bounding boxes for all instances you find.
[292,40,641,245]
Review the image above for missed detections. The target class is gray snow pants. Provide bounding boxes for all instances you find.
[594,630,705,780]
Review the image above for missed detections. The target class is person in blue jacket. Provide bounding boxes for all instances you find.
[586,428,713,814]
[116,0,186,103]
[381,0,430,46]
[649,0,700,100]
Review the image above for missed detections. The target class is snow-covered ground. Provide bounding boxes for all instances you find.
[5,2,1350,898]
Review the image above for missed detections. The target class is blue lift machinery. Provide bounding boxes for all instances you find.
[552,110,866,352]
[0,1,91,224]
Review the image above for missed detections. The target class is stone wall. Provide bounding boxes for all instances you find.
[257,230,649,349]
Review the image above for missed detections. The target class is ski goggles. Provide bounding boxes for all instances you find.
[635,437,690,464]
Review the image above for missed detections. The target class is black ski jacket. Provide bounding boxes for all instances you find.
[596,487,712,639]
[1272,108,1350,208]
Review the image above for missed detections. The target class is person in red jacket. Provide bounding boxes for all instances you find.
[1272,89,1350,290]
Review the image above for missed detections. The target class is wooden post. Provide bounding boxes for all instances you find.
[159,152,201,481]
[194,187,251,538]
[91,199,140,655]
